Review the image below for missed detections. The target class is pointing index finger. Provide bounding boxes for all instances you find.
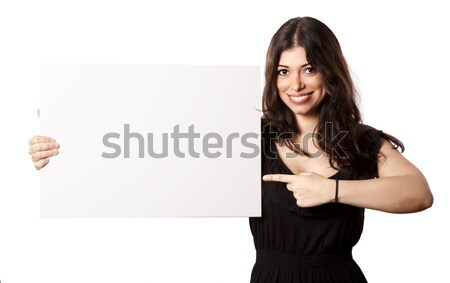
[262,174,293,183]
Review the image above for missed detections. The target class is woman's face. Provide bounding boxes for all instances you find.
[277,46,327,117]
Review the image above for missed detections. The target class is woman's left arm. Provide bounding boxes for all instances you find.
[336,138,433,213]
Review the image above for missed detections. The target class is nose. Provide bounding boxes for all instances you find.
[290,73,304,91]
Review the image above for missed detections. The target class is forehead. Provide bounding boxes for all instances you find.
[279,46,308,66]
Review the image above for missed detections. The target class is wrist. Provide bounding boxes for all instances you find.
[326,178,336,203]
[334,179,339,203]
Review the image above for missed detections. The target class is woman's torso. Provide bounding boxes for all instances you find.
[247,121,379,282]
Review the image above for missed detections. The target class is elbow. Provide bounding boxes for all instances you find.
[420,191,433,211]
[411,175,433,212]
[419,177,433,211]
[412,185,433,212]
[401,192,433,213]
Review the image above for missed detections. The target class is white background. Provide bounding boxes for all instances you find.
[1,0,449,282]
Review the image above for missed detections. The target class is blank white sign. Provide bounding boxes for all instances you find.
[40,64,261,217]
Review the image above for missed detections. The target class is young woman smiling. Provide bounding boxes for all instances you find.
[249,17,433,283]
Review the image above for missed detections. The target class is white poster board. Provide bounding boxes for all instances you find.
[40,64,261,217]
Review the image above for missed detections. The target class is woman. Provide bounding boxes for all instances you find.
[30,16,433,283]
[250,17,433,283]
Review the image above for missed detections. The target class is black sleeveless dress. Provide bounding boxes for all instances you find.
[249,122,382,283]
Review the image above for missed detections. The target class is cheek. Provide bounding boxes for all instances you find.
[305,77,326,96]
[276,78,289,93]
[315,88,328,103]
[304,76,322,88]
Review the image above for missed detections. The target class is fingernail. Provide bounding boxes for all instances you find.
[262,175,268,181]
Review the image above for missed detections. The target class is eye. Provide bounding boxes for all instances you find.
[277,69,289,76]
[304,67,315,74]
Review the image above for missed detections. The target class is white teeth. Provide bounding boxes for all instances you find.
[290,94,310,102]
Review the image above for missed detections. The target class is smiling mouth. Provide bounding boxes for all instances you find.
[288,92,313,103]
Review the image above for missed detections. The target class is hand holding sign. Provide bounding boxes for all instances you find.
[29,109,59,170]
[28,135,59,170]
[262,172,335,207]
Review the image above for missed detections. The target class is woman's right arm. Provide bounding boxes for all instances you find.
[28,135,59,170]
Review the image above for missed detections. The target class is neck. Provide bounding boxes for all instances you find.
[295,113,319,136]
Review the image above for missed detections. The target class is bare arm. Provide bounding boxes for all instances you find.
[248,134,433,213]
[335,138,433,213]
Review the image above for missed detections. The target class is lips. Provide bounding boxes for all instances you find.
[288,92,313,105]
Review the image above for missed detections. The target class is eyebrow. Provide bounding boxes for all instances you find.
[278,63,310,68]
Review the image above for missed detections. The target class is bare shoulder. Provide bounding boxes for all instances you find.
[378,137,421,178]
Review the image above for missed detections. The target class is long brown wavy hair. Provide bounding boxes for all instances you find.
[262,16,404,179]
